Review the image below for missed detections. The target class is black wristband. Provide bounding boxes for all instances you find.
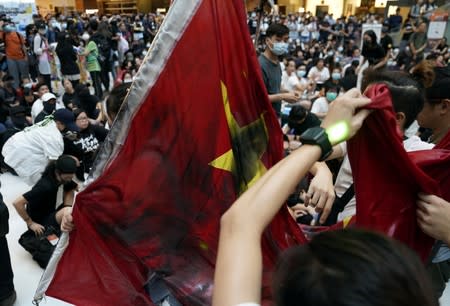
[299,127,333,161]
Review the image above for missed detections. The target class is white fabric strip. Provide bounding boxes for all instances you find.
[33,0,204,302]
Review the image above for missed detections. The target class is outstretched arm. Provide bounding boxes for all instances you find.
[213,89,371,306]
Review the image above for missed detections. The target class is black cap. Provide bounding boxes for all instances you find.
[55,155,77,174]
[54,109,80,132]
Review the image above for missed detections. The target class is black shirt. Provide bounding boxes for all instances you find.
[290,112,321,136]
[23,165,77,224]
[362,43,385,66]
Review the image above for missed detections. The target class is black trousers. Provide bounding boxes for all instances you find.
[0,236,14,300]
[100,60,111,93]
[90,71,103,99]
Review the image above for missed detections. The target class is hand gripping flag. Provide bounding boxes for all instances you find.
[34,0,306,305]
[348,84,450,261]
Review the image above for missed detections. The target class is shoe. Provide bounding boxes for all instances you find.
[0,290,16,306]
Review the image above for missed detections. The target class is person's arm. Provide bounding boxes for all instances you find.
[417,193,450,246]
[13,195,45,235]
[213,89,371,306]
[268,92,299,103]
[307,162,335,223]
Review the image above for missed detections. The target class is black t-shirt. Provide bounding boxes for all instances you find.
[23,166,77,224]
[380,35,393,54]
[290,112,321,136]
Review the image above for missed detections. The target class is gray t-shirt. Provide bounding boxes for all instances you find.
[258,54,282,116]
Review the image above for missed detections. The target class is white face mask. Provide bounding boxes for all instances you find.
[81,33,90,41]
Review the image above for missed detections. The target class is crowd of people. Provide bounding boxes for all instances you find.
[0,2,449,306]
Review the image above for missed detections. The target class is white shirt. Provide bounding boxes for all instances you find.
[281,71,300,92]
[31,98,65,123]
[307,66,330,84]
[311,97,328,115]
[2,120,64,186]
[336,136,435,221]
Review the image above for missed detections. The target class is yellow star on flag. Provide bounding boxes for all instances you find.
[209,81,269,194]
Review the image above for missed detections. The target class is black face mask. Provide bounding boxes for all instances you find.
[43,101,56,114]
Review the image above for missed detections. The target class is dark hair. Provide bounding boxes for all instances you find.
[73,108,87,119]
[106,83,131,122]
[361,65,434,129]
[266,23,289,38]
[363,30,377,46]
[35,82,48,91]
[288,105,308,123]
[89,20,98,32]
[273,229,437,306]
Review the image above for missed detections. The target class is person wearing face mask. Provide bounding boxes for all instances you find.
[2,108,79,185]
[34,23,52,90]
[35,92,57,123]
[259,24,300,118]
[0,20,29,89]
[324,67,343,92]
[295,64,309,89]
[311,83,339,119]
[30,83,64,123]
[12,155,78,237]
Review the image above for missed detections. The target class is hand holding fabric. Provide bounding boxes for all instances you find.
[417,193,450,245]
[305,163,335,224]
[321,88,372,145]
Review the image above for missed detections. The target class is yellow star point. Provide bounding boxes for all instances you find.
[209,81,269,194]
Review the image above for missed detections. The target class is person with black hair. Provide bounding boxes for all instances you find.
[34,23,52,90]
[311,82,339,119]
[307,58,330,90]
[331,64,435,224]
[55,31,80,86]
[105,82,131,126]
[284,104,320,136]
[258,23,299,117]
[212,90,438,306]
[12,155,78,236]
[65,108,108,180]
[359,30,386,71]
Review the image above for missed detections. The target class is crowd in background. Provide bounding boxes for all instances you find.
[0,2,449,305]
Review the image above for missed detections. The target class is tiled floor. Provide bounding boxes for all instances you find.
[1,172,450,306]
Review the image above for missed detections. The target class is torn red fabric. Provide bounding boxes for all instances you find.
[43,1,306,305]
[348,84,450,261]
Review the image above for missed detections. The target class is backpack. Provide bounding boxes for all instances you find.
[92,34,111,63]
[19,226,60,268]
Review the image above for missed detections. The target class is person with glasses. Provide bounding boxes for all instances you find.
[63,108,108,181]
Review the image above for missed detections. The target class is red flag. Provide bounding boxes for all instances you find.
[40,0,306,305]
[348,84,450,261]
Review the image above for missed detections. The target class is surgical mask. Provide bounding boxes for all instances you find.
[123,78,133,83]
[326,92,337,101]
[24,83,33,89]
[3,25,16,32]
[327,51,334,57]
[297,70,306,78]
[39,29,47,35]
[332,72,341,80]
[81,33,90,41]
[270,41,288,56]
[337,46,344,53]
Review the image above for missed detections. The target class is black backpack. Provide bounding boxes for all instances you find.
[92,34,111,63]
[19,226,60,268]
